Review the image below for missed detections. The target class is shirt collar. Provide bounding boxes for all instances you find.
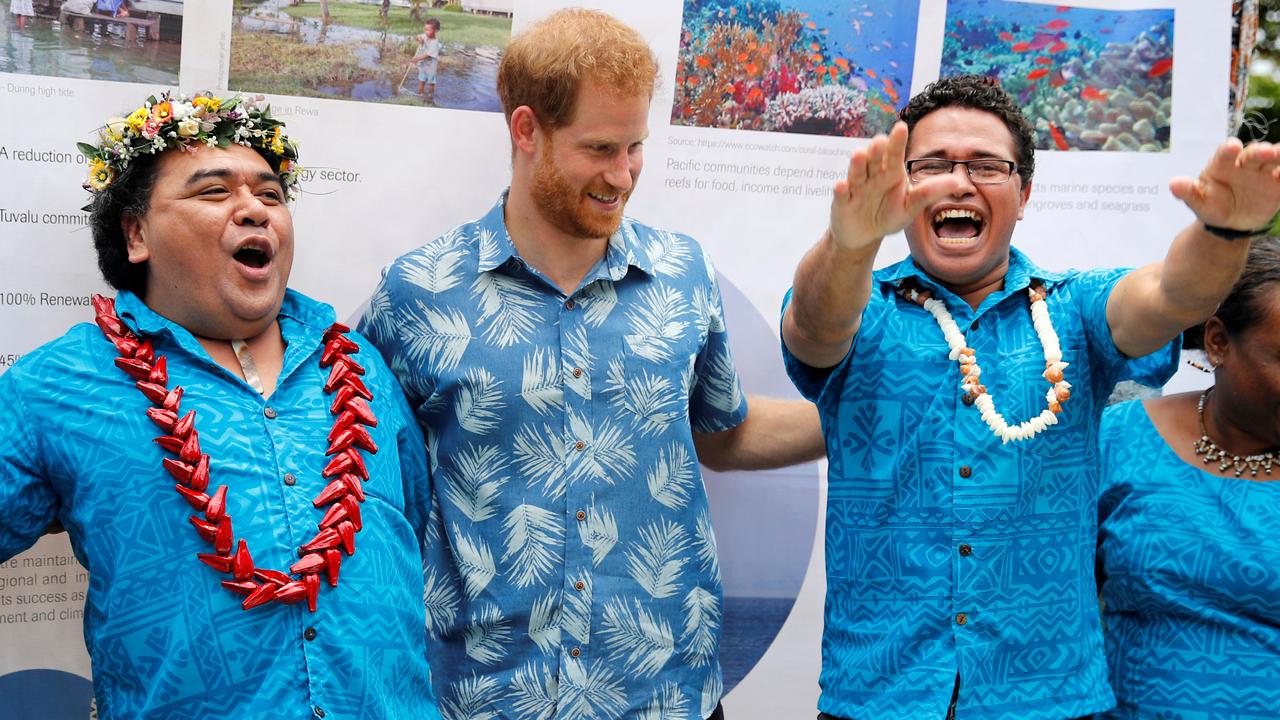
[113,289,335,346]
[477,190,655,280]
[875,246,1068,297]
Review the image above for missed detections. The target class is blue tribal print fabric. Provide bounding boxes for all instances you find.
[783,248,1178,720]
[1097,400,1280,719]
[0,290,440,720]
[360,195,748,720]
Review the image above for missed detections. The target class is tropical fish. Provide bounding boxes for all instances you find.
[866,68,878,79]
[807,21,817,29]
[1147,57,1173,77]
[999,31,1014,41]
[1049,123,1069,150]
[1027,68,1049,80]
[1081,85,1107,102]
[1035,56,1053,65]
[1043,19,1069,31]
[1028,32,1061,50]
[1012,41,1031,52]
[811,53,824,63]
[872,99,895,114]
[1047,41,1068,53]
[834,57,850,72]
[811,42,822,51]
[890,60,899,69]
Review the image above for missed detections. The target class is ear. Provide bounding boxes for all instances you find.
[1202,315,1230,366]
[509,105,542,157]
[122,214,151,264]
[1016,176,1032,221]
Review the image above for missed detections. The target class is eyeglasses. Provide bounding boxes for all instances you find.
[905,158,1018,184]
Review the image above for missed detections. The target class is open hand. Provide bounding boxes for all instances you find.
[830,121,968,251]
[1171,138,1280,232]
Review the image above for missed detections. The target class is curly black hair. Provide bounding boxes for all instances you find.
[899,75,1036,185]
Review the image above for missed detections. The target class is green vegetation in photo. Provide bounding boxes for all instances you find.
[230,32,373,96]
[281,3,511,47]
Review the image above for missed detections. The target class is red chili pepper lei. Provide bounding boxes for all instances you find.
[92,294,377,612]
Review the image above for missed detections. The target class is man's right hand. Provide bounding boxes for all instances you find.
[830,121,967,251]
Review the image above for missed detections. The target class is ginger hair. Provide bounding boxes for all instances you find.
[498,8,659,129]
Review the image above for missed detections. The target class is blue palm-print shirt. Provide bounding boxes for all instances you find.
[0,290,440,720]
[359,194,748,720]
[1097,399,1280,719]
[782,248,1178,720]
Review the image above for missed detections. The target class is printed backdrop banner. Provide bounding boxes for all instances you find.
[0,0,1229,718]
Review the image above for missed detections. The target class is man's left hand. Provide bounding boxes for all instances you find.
[1171,138,1280,231]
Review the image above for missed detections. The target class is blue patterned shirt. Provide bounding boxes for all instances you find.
[1097,399,1280,719]
[359,195,748,720]
[782,248,1178,720]
[0,290,441,720]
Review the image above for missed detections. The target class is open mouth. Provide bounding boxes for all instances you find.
[932,208,985,243]
[587,190,620,205]
[233,246,271,269]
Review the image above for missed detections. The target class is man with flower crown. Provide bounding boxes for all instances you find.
[781,74,1280,720]
[0,91,442,720]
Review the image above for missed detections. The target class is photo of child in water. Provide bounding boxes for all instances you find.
[671,0,919,137]
[942,0,1174,152]
[0,0,181,83]
[230,0,510,112]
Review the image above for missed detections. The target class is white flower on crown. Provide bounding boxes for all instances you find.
[176,118,200,138]
[171,101,196,121]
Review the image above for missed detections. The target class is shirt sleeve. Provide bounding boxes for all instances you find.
[1077,267,1180,395]
[687,251,748,433]
[0,370,60,562]
[357,262,434,410]
[779,287,864,405]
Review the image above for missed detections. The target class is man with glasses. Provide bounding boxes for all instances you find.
[780,75,1280,719]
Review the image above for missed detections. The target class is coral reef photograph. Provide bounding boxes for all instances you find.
[671,0,919,137]
[230,0,511,111]
[942,0,1174,152]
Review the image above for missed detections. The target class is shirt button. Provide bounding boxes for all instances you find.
[314,708,326,719]
[570,647,581,657]
[304,626,317,641]
[283,473,297,486]
[565,299,576,310]
[970,318,980,331]
[959,544,973,557]
[958,465,973,478]
[264,406,277,419]
[572,367,583,378]
[962,394,975,406]
[574,440,586,451]
[576,510,587,521]
[574,581,585,591]
[956,613,968,626]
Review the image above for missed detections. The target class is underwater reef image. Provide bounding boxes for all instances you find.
[942,0,1174,152]
[671,0,919,137]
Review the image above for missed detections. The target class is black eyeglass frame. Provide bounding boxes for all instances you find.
[905,158,1019,184]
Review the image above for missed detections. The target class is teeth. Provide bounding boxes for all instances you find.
[588,193,618,203]
[933,208,981,223]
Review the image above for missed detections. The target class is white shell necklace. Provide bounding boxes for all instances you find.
[898,280,1071,443]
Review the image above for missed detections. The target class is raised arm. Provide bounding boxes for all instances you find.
[1108,138,1280,357]
[782,122,966,368]
[692,396,823,472]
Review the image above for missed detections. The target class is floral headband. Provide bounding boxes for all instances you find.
[78,91,301,198]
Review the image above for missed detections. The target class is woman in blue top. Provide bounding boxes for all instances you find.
[1097,236,1280,719]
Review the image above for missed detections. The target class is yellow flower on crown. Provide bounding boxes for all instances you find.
[150,101,173,123]
[193,95,222,113]
[268,126,286,156]
[126,107,150,133]
[88,160,115,191]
